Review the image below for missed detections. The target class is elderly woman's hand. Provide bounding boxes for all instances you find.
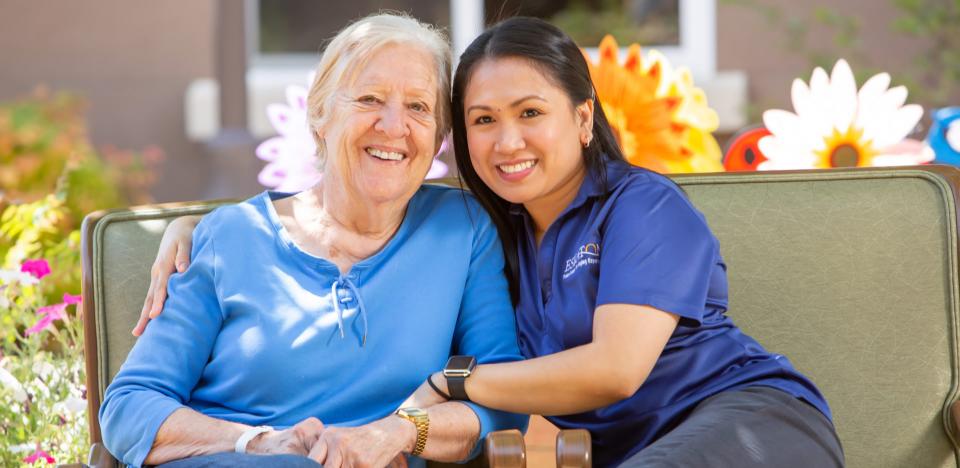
[132,214,201,336]
[308,417,413,468]
[248,417,325,456]
[400,373,450,410]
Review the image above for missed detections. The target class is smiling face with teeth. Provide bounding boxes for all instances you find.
[463,56,594,218]
[318,43,440,206]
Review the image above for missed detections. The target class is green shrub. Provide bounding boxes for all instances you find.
[0,87,162,465]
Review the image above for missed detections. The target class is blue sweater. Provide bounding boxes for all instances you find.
[100,187,528,467]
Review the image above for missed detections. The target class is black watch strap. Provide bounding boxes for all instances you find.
[447,375,469,401]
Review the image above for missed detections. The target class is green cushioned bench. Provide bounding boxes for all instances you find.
[78,166,960,467]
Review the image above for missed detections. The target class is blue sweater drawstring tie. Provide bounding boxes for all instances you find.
[330,276,368,346]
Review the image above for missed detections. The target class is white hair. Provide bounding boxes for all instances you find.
[306,12,451,167]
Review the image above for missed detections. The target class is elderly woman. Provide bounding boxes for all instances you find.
[99,13,526,468]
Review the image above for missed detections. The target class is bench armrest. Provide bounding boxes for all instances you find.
[484,428,592,468]
[55,442,117,468]
[485,429,526,467]
[952,400,960,437]
[557,429,591,468]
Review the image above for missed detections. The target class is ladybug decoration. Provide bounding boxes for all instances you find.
[723,126,771,172]
[929,107,960,166]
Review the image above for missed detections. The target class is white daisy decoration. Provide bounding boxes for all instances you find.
[255,77,449,192]
[758,59,931,170]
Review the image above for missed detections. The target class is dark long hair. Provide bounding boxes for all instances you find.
[452,16,627,304]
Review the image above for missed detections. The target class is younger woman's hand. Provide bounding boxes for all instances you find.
[132,214,202,336]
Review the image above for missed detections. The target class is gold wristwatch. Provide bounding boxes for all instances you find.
[395,407,430,456]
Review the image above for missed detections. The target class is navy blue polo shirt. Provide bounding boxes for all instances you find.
[510,159,831,467]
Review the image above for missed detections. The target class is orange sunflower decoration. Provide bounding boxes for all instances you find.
[584,36,723,173]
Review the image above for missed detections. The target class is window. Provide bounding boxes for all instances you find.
[485,0,680,47]
[249,0,451,64]
[202,0,731,140]
[248,0,713,79]
[478,0,715,81]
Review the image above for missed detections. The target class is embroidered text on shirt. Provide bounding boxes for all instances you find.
[562,243,600,279]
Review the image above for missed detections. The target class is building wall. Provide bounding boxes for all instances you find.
[717,0,949,125]
[0,0,218,202]
[2,1,955,203]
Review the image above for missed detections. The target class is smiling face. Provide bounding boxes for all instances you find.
[319,43,439,205]
[463,57,593,211]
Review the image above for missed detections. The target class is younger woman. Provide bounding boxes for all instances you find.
[410,17,843,467]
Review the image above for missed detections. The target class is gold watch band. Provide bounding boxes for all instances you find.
[396,407,429,456]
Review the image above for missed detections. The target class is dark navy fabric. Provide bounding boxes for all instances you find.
[617,387,843,468]
[510,159,831,467]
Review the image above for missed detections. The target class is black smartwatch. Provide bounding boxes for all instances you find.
[443,355,476,401]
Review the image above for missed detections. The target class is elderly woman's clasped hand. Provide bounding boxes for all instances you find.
[245,418,325,456]
[307,420,412,468]
[247,417,411,468]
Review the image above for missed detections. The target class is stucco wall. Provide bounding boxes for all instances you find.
[1,1,955,202]
[0,0,218,202]
[717,0,951,124]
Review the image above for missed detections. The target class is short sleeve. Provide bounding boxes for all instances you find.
[596,179,718,325]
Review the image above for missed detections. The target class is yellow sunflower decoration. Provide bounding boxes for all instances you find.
[584,36,723,173]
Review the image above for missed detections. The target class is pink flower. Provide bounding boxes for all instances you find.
[37,303,68,319]
[23,447,55,464]
[25,315,56,336]
[20,259,51,280]
[25,303,68,336]
[62,293,82,305]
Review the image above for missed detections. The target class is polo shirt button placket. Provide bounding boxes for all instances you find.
[538,235,557,305]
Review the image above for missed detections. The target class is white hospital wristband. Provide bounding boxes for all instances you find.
[235,425,273,453]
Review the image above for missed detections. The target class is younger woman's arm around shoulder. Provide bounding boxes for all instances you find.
[132,214,202,336]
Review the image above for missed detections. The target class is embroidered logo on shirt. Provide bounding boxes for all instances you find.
[562,243,600,279]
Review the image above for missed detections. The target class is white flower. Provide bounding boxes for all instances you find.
[0,268,39,286]
[32,359,57,381]
[948,122,960,152]
[54,395,87,416]
[0,365,28,402]
[8,443,33,453]
[29,376,51,397]
[759,59,930,170]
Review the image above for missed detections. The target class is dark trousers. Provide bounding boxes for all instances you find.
[155,452,321,467]
[619,387,844,467]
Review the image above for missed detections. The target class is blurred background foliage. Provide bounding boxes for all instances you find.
[548,0,679,46]
[0,87,163,302]
[0,86,162,465]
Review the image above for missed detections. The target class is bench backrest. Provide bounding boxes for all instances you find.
[81,167,960,467]
[674,167,960,467]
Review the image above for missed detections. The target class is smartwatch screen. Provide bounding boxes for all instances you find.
[445,355,476,376]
